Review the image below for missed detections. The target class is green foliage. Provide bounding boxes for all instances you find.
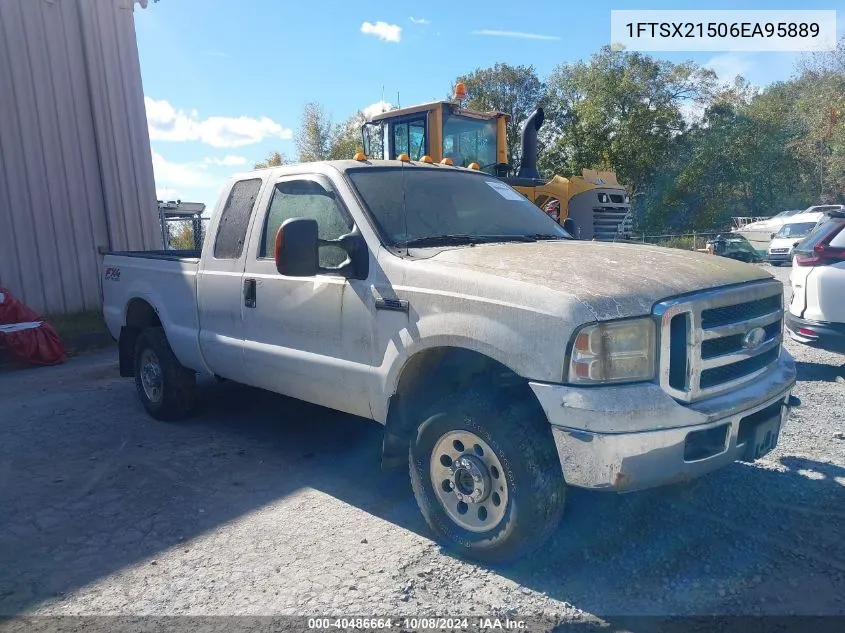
[254,151,288,169]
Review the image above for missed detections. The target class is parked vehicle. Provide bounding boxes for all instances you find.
[766,212,825,266]
[731,209,803,252]
[705,233,765,263]
[733,206,844,252]
[102,158,799,563]
[787,209,845,354]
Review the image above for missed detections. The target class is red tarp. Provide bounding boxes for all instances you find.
[0,287,66,366]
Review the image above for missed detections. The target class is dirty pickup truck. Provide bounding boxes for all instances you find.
[103,158,799,562]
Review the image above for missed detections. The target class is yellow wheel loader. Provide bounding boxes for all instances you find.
[361,87,633,241]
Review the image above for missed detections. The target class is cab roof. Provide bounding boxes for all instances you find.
[367,100,510,122]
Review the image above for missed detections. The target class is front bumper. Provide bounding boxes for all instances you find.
[528,350,798,492]
[785,312,845,354]
[767,251,792,264]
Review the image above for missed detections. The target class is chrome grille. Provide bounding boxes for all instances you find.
[654,280,784,403]
[592,206,633,241]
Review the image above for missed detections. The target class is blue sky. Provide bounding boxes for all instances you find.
[135,0,845,209]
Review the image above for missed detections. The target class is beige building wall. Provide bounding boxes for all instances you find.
[0,0,161,315]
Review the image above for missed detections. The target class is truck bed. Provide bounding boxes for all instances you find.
[101,251,205,374]
[106,249,201,262]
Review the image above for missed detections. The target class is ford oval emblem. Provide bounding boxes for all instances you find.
[743,327,766,350]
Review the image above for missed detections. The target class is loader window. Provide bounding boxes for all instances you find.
[392,118,426,160]
[442,115,497,172]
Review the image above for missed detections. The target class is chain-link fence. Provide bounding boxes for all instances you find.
[161,216,209,252]
[626,231,721,251]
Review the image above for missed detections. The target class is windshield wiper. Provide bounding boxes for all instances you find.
[400,234,538,248]
[400,235,485,248]
[524,233,569,241]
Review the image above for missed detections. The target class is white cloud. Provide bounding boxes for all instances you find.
[151,150,218,193]
[144,97,293,148]
[361,101,393,118]
[409,17,430,25]
[471,29,560,41]
[361,21,402,43]
[705,53,753,81]
[204,155,248,167]
[156,187,180,201]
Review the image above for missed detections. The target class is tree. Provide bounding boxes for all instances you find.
[295,102,334,162]
[254,151,289,169]
[540,46,717,199]
[453,63,545,169]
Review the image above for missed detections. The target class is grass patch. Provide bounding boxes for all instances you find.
[657,236,697,251]
[44,310,108,340]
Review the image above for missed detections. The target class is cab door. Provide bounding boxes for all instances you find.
[239,173,376,419]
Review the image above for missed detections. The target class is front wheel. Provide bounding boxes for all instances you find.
[134,327,197,421]
[409,383,566,563]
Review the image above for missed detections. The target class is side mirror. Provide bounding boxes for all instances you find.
[274,218,370,280]
[770,232,776,239]
[275,218,319,277]
[563,217,578,238]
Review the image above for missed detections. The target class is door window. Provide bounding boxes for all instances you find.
[259,179,352,268]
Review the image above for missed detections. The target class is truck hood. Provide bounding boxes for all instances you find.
[428,240,774,320]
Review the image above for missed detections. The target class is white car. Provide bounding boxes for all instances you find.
[787,209,845,354]
[766,212,825,266]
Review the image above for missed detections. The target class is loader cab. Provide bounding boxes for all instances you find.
[362,101,510,176]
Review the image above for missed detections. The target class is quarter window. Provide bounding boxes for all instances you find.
[213,178,262,259]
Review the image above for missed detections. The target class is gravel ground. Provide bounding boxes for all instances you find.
[1,265,843,630]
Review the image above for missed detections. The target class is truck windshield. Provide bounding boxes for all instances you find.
[346,167,569,248]
[442,115,497,172]
[774,222,818,239]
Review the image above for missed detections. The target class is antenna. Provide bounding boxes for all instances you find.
[397,91,400,109]
[381,85,385,111]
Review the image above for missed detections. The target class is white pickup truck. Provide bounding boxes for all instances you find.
[103,158,800,562]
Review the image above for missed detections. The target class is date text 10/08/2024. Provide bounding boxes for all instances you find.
[307,618,528,630]
[624,22,820,39]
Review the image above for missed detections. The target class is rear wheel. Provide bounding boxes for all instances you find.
[134,327,196,421]
[409,381,566,563]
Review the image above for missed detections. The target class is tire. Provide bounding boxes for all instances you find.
[133,327,196,421]
[409,380,566,563]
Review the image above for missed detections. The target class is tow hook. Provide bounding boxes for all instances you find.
[784,395,801,408]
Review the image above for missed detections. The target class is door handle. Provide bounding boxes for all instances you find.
[244,278,256,308]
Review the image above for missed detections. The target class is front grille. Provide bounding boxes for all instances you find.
[654,281,784,403]
[593,206,633,241]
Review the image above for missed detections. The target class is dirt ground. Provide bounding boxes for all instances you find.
[1,265,843,630]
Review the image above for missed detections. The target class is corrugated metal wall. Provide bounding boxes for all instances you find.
[0,0,161,315]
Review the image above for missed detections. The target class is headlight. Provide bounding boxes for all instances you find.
[597,193,609,203]
[624,194,630,204]
[567,318,656,384]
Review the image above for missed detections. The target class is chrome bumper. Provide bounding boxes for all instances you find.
[529,350,798,492]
